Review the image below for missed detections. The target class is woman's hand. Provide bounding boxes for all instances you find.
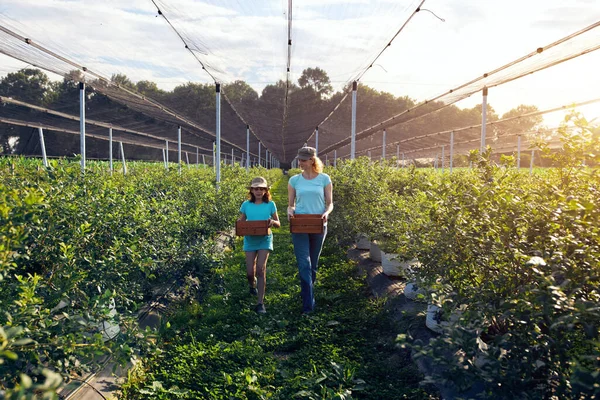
[321,212,329,223]
[287,206,295,221]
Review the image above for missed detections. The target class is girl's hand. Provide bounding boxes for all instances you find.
[267,218,273,227]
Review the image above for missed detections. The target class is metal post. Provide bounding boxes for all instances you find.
[212,142,216,172]
[481,87,488,153]
[530,149,534,174]
[517,134,522,169]
[441,145,445,173]
[79,82,86,173]
[315,126,319,154]
[109,128,113,173]
[202,154,206,167]
[185,151,189,168]
[334,150,337,167]
[119,141,126,175]
[165,140,169,170]
[196,147,199,166]
[382,129,386,160]
[162,148,166,169]
[215,83,221,184]
[265,150,269,169]
[396,144,400,167]
[351,81,357,160]
[450,131,454,173]
[231,148,234,166]
[178,126,182,174]
[246,125,250,171]
[258,142,261,167]
[37,127,48,167]
[402,152,405,168]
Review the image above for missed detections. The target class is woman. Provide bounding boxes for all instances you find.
[239,177,281,314]
[287,146,333,314]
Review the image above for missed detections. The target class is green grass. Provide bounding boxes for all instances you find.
[121,176,438,399]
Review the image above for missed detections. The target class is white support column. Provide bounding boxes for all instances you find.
[480,86,488,153]
[530,149,534,174]
[402,152,405,167]
[212,142,216,172]
[382,129,386,160]
[231,148,234,166]
[109,128,113,174]
[119,141,126,175]
[185,151,189,168]
[334,150,337,167]
[79,82,86,173]
[266,150,269,169]
[396,144,399,167]
[246,125,250,171]
[38,127,48,167]
[315,126,319,154]
[196,147,199,166]
[325,154,328,166]
[215,84,221,184]
[351,81,358,160]
[202,154,206,167]
[165,140,169,170]
[441,145,445,173]
[450,131,454,173]
[367,151,371,160]
[517,134,522,169]
[178,126,182,175]
[162,148,166,169]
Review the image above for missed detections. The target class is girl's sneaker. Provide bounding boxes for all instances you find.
[255,303,266,314]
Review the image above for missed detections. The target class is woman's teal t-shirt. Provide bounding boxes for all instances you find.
[289,173,331,215]
[239,200,277,251]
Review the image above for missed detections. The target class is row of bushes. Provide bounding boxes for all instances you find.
[326,112,599,398]
[0,158,281,398]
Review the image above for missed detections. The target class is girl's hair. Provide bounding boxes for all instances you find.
[248,188,272,203]
[312,156,324,173]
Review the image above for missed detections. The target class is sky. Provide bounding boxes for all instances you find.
[1,0,599,129]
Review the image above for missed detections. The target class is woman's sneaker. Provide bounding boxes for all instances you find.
[255,303,266,314]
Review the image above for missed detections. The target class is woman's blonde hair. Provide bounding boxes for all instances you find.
[312,156,324,173]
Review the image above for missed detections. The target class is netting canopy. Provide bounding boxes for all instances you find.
[1,0,599,163]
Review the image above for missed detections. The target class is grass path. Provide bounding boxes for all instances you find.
[121,176,438,399]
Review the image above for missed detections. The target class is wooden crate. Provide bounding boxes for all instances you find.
[290,214,324,234]
[236,220,271,236]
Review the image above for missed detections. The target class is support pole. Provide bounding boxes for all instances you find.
[215,84,221,185]
[402,152,405,167]
[79,82,86,173]
[165,140,169,170]
[315,126,319,154]
[351,81,357,160]
[441,145,445,173]
[517,134,522,169]
[246,125,250,171]
[38,127,48,167]
[231,148,234,166]
[109,128,113,173]
[530,149,534,174]
[212,142,216,172]
[202,154,206,167]
[382,129,386,160]
[185,151,189,168]
[162,148,166,169]
[119,141,126,175]
[334,150,337,167]
[480,87,488,153]
[178,126,182,175]
[258,142,261,167]
[450,131,454,173]
[396,144,400,167]
[196,147,199,166]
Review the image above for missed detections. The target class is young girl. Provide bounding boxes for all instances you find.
[239,177,280,314]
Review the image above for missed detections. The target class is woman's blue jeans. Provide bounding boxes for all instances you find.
[292,225,327,313]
